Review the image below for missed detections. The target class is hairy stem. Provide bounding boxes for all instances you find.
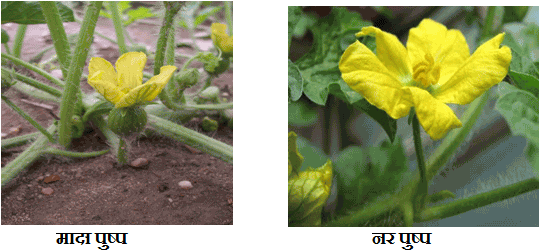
[1,95,55,142]
[58,1,102,148]
[412,115,427,212]
[12,24,27,58]
[1,52,65,88]
[426,90,490,181]
[40,1,72,78]
[147,114,233,164]
[108,1,127,55]
[1,124,55,187]
[1,132,41,150]
[155,1,184,110]
[1,66,63,97]
[416,178,539,223]
[44,147,109,157]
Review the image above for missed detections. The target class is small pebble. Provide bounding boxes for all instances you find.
[44,175,60,184]
[36,176,44,182]
[8,126,21,135]
[41,187,54,195]
[178,181,193,190]
[130,157,149,168]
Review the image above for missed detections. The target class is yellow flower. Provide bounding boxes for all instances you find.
[339,19,511,140]
[211,23,233,55]
[88,52,177,108]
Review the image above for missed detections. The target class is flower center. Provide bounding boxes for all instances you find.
[412,52,441,89]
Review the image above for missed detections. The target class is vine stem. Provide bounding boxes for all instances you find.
[155,1,184,110]
[1,95,55,142]
[412,114,428,212]
[12,24,27,58]
[426,90,490,181]
[58,1,102,148]
[1,66,63,97]
[108,1,127,55]
[417,178,539,223]
[40,1,72,78]
[224,2,232,35]
[147,114,233,163]
[1,124,56,187]
[1,52,65,88]
[117,137,128,165]
[44,147,109,157]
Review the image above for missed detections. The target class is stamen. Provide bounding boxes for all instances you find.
[413,52,440,89]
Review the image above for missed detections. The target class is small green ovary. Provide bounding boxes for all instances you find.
[107,106,147,137]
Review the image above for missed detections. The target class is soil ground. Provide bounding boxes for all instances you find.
[1,3,232,225]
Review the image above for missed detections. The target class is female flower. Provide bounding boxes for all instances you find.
[339,19,511,140]
[88,52,177,108]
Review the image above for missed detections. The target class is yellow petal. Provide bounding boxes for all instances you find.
[211,23,233,54]
[434,33,512,104]
[142,65,177,101]
[88,70,125,105]
[407,19,469,85]
[88,57,118,87]
[115,83,159,108]
[116,52,147,92]
[115,66,177,108]
[404,87,462,140]
[339,41,413,119]
[356,26,412,82]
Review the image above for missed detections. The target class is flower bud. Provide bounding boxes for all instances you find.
[207,57,230,75]
[176,68,200,88]
[199,86,219,100]
[201,116,218,132]
[71,115,85,139]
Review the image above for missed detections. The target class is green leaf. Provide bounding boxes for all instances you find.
[509,70,539,98]
[495,89,539,146]
[178,1,200,29]
[1,28,9,43]
[503,7,529,23]
[288,59,303,103]
[332,146,365,211]
[296,135,328,171]
[332,138,408,215]
[497,81,519,97]
[352,99,397,143]
[194,6,222,28]
[1,1,74,24]
[504,28,539,77]
[288,6,303,51]
[525,142,539,179]
[295,7,371,106]
[125,7,155,26]
[426,190,456,205]
[81,100,114,123]
[288,100,318,126]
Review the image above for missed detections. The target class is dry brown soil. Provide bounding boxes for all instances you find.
[1,4,232,225]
